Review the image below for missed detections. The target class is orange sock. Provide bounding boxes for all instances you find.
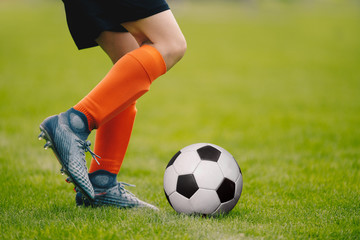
[89,102,137,174]
[74,45,166,130]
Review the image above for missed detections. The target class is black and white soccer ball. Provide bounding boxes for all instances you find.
[164,143,243,215]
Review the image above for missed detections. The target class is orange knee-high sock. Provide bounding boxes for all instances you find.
[89,102,137,174]
[74,45,166,130]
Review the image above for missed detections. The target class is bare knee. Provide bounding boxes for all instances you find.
[171,36,187,64]
[154,35,187,70]
[122,10,187,70]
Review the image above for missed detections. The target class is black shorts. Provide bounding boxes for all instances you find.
[62,0,170,49]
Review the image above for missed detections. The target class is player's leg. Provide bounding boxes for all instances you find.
[74,12,186,207]
[89,31,139,174]
[122,9,187,71]
[74,9,186,130]
[89,102,136,174]
[83,14,187,176]
[85,12,187,175]
[75,31,157,209]
[39,4,186,203]
[38,32,138,201]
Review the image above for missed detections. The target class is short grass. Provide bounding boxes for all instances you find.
[0,0,359,239]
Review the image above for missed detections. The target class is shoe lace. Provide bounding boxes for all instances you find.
[76,139,101,165]
[118,182,136,198]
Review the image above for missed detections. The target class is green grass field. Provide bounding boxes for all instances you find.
[1,0,359,239]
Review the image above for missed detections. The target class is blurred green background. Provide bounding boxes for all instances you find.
[0,0,359,239]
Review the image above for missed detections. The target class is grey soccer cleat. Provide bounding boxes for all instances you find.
[75,170,159,210]
[39,108,99,200]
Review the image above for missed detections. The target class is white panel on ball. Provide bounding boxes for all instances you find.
[173,151,201,175]
[193,161,224,189]
[179,143,209,153]
[163,166,178,195]
[190,189,221,214]
[213,198,238,215]
[217,153,240,182]
[235,174,243,200]
[169,192,193,214]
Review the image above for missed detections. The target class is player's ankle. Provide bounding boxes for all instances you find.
[73,104,97,131]
[89,170,117,189]
[65,108,91,140]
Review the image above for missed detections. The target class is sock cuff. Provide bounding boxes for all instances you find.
[89,158,122,175]
[128,45,167,83]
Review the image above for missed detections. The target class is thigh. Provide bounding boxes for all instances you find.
[96,31,139,64]
[122,10,184,46]
[122,10,186,69]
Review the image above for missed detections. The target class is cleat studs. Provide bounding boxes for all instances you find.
[38,132,45,140]
[44,141,52,149]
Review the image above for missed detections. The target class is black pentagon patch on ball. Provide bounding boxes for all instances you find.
[166,151,181,169]
[177,174,199,199]
[197,145,221,162]
[217,178,235,203]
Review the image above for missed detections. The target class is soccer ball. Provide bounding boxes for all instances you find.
[163,143,243,215]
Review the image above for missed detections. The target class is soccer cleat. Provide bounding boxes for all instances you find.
[39,108,99,200]
[75,170,159,210]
